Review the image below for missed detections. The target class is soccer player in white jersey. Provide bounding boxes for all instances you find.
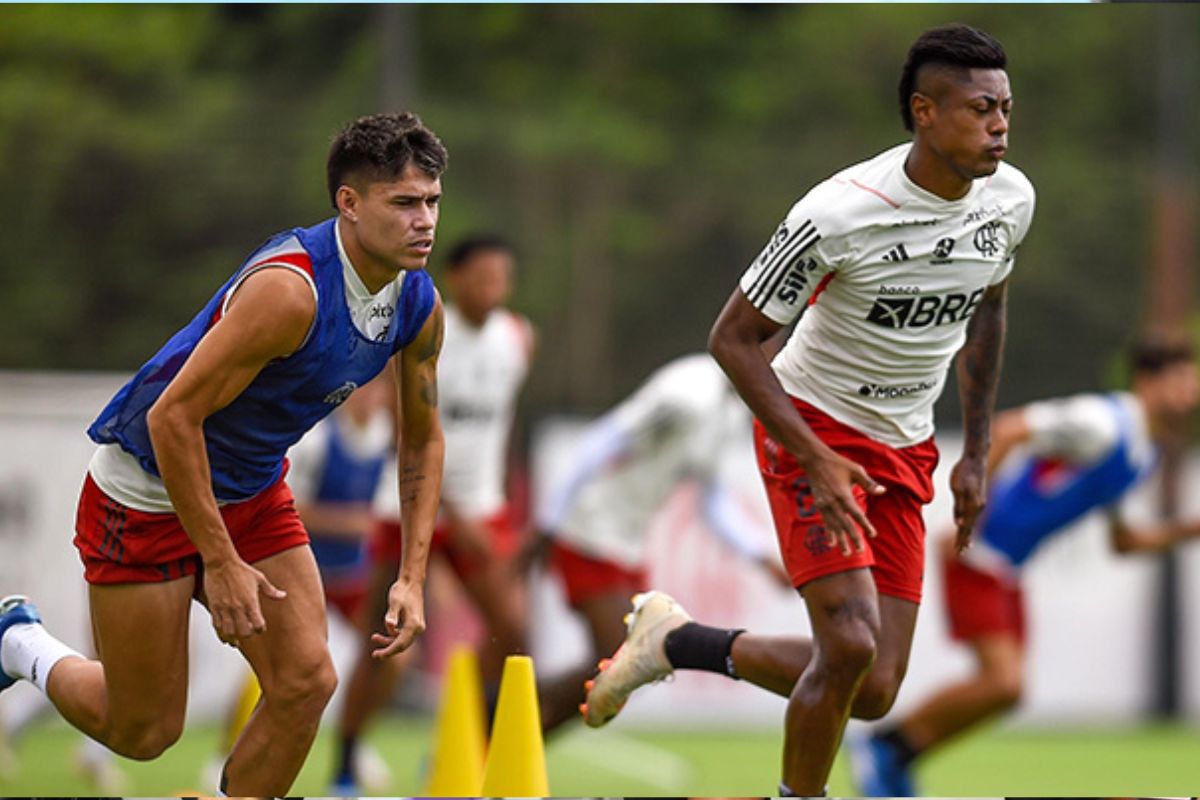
[531,352,791,733]
[331,235,533,792]
[850,336,1200,796]
[583,24,1033,796]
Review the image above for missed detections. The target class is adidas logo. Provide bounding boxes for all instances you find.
[881,244,909,263]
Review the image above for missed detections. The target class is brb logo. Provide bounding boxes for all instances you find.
[866,287,985,329]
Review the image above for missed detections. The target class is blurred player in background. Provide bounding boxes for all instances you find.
[0,694,127,793]
[331,234,533,793]
[850,335,1200,796]
[584,24,1034,796]
[531,352,792,734]
[0,112,446,797]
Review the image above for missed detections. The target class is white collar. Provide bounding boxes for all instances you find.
[335,220,394,302]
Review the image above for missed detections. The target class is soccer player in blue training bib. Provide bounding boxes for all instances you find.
[848,335,1200,796]
[0,112,448,797]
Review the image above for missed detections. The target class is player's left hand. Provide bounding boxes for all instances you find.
[949,455,987,552]
[371,576,426,659]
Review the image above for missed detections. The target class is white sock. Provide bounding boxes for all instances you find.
[77,734,116,765]
[0,622,83,694]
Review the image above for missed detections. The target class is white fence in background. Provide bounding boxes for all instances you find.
[1,371,1198,731]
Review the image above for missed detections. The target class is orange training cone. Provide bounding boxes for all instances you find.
[424,645,487,796]
[481,655,548,797]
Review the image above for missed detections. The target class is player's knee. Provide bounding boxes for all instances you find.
[820,625,877,679]
[264,652,338,719]
[852,674,902,720]
[985,667,1023,709]
[108,718,184,760]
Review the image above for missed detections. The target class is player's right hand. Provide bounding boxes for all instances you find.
[203,557,287,644]
[371,576,426,659]
[801,446,885,557]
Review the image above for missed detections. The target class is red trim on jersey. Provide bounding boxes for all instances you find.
[210,251,315,327]
[808,272,836,306]
[848,179,901,209]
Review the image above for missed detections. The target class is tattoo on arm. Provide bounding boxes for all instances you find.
[418,303,444,362]
[958,284,1007,454]
[415,303,443,409]
[399,465,426,506]
[418,371,437,408]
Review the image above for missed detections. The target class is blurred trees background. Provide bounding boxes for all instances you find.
[0,4,1196,421]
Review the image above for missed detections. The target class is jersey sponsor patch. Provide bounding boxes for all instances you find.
[865,287,985,329]
[746,220,821,310]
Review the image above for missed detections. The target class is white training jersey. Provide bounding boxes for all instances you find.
[374,304,533,521]
[550,354,750,568]
[89,222,399,513]
[739,142,1036,447]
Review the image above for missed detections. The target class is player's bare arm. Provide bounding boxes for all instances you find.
[710,289,884,556]
[372,294,445,659]
[952,278,1008,551]
[984,407,1031,477]
[1109,513,1200,554]
[146,268,312,642]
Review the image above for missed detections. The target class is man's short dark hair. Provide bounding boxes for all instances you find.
[1129,333,1195,377]
[898,24,1008,132]
[446,234,514,272]
[326,112,448,208]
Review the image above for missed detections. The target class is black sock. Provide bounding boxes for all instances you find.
[878,725,920,767]
[662,622,745,678]
[335,734,356,783]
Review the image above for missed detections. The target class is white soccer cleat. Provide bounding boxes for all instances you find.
[581,590,692,728]
[74,737,130,795]
[353,740,393,793]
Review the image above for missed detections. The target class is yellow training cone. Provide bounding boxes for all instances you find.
[225,671,261,751]
[424,645,487,796]
[481,655,548,797]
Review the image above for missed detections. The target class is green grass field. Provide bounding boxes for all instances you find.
[2,718,1199,796]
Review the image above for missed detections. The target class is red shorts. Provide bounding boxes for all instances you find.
[74,473,310,585]
[754,398,939,603]
[369,505,519,579]
[549,541,647,608]
[324,582,367,621]
[942,552,1025,643]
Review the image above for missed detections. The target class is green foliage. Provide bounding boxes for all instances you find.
[0,5,1196,421]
